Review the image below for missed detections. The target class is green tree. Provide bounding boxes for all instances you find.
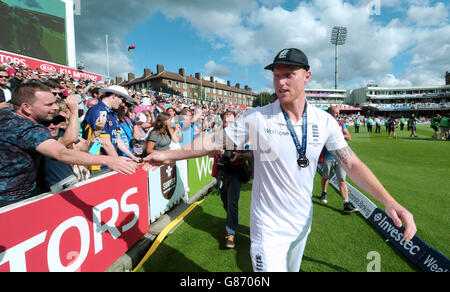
[193,85,205,100]
[253,91,272,107]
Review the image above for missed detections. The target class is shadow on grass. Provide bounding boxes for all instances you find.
[185,204,252,271]
[301,256,351,272]
[312,196,352,216]
[398,136,440,142]
[140,242,208,272]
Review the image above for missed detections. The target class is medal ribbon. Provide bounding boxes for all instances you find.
[281,104,307,160]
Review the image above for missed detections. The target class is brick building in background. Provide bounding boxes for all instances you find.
[117,64,256,107]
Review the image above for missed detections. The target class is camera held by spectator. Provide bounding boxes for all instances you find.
[215,150,234,189]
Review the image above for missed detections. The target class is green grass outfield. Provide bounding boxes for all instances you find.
[138,124,449,272]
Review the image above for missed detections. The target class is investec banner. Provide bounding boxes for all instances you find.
[0,50,102,81]
[316,165,449,272]
[368,209,449,272]
[0,168,149,272]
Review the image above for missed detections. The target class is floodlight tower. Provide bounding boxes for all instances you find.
[330,26,347,89]
[105,34,110,83]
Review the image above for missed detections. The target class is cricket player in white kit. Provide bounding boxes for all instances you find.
[142,48,417,272]
[225,98,348,271]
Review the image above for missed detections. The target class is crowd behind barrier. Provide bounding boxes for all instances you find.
[0,155,215,272]
[0,60,249,207]
[0,59,229,271]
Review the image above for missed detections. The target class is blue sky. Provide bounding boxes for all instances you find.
[124,11,261,91]
[74,0,449,93]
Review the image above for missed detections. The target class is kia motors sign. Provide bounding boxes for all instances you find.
[0,50,102,81]
[40,64,57,73]
[0,168,148,272]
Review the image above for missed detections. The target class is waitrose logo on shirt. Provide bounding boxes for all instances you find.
[264,128,289,136]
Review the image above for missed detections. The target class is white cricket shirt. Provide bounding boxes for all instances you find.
[225,100,348,245]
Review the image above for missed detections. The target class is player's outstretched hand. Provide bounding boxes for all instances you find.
[106,156,138,175]
[385,201,417,242]
[142,151,172,172]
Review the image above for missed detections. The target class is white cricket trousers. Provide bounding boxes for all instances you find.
[250,216,312,272]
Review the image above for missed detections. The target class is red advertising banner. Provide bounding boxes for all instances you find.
[0,168,149,272]
[0,50,102,82]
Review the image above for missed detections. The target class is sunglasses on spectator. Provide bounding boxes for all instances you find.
[0,75,9,79]
[52,92,64,98]
[41,115,66,127]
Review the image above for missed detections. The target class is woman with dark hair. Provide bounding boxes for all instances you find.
[145,112,180,154]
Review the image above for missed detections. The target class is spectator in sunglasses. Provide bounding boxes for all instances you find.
[52,95,80,147]
[38,114,77,191]
[41,114,66,132]
[43,80,64,100]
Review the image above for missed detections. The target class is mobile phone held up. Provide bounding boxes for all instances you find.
[99,111,107,122]
[88,140,102,154]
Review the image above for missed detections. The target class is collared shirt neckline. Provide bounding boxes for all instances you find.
[272,99,310,126]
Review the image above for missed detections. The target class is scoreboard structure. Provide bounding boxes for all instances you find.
[0,0,76,67]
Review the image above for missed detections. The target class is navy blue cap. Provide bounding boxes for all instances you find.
[264,48,310,71]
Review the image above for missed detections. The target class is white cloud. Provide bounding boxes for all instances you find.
[239,0,415,88]
[79,49,135,81]
[406,2,448,26]
[75,0,449,90]
[376,73,413,87]
[255,87,275,94]
[74,0,158,78]
[246,0,448,89]
[204,60,232,77]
